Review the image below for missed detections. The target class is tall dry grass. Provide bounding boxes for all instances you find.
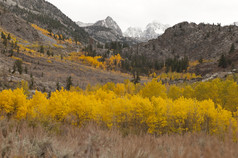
[0,119,237,158]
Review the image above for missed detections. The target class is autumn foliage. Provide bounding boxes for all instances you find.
[67,52,122,70]
[0,78,237,138]
[156,72,202,81]
[31,24,77,45]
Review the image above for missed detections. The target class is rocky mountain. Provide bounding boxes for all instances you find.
[93,16,123,36]
[81,16,137,44]
[122,22,238,61]
[143,22,170,40]
[124,22,170,41]
[0,0,89,42]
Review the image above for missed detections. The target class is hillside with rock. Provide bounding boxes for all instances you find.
[123,22,238,61]
[0,8,40,42]
[0,0,89,43]
[0,2,131,92]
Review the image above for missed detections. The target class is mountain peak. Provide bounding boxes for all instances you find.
[93,16,123,36]
[124,21,170,41]
[106,16,113,21]
[124,27,143,39]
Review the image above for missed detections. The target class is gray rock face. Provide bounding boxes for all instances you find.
[93,16,123,36]
[122,22,238,61]
[84,25,120,42]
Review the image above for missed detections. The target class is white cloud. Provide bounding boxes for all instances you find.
[46,0,238,31]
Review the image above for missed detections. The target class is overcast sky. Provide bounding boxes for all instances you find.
[46,0,238,31]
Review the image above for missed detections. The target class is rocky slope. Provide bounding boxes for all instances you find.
[122,22,238,61]
[0,5,40,42]
[0,0,89,42]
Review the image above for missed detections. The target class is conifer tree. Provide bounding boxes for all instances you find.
[218,54,227,68]
[66,76,73,90]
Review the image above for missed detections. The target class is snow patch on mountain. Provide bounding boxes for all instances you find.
[124,21,170,41]
[124,27,143,39]
[76,21,93,27]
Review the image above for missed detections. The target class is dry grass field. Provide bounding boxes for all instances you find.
[0,119,237,158]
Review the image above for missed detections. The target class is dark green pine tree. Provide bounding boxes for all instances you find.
[218,54,227,68]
